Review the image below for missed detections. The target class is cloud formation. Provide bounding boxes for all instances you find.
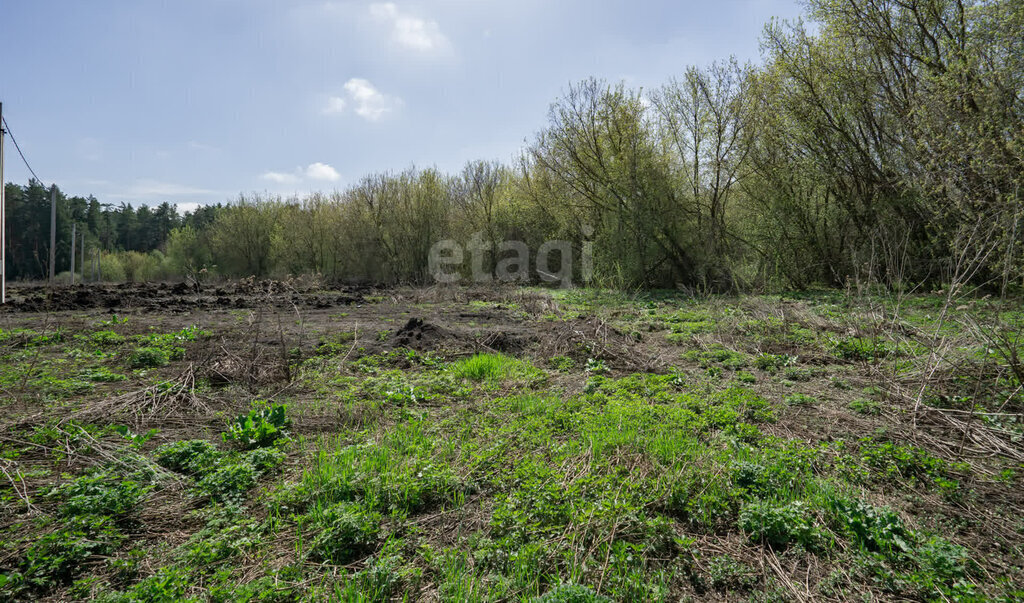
[369,3,449,53]
[261,163,342,185]
[324,78,402,122]
[305,162,341,182]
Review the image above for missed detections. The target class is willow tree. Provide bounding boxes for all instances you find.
[531,79,696,287]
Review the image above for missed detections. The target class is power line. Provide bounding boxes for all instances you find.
[1,116,44,185]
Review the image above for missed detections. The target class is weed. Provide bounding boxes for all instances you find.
[739,501,824,549]
[531,583,612,602]
[307,502,382,564]
[155,440,222,476]
[223,402,291,450]
[785,393,817,406]
[849,398,881,415]
[128,346,170,369]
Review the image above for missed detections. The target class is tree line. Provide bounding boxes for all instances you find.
[4,0,1021,292]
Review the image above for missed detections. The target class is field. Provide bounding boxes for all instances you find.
[0,281,1021,601]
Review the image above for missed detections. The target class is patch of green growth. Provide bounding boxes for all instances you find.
[706,555,757,591]
[842,439,968,495]
[830,336,895,361]
[79,367,127,382]
[223,402,291,450]
[735,370,757,384]
[97,565,193,602]
[449,353,542,383]
[781,366,815,382]
[305,501,382,564]
[738,500,824,549]
[754,353,798,373]
[313,331,355,355]
[683,345,749,369]
[584,357,610,374]
[155,439,223,476]
[547,355,575,371]
[180,507,265,567]
[89,330,126,347]
[827,498,912,555]
[662,309,716,342]
[3,516,124,597]
[785,393,817,406]
[849,398,881,415]
[49,470,152,521]
[127,346,170,369]
[531,583,612,602]
[273,426,466,517]
[197,462,258,505]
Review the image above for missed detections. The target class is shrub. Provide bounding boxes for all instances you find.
[223,402,291,449]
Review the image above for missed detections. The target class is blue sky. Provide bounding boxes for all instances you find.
[1,0,804,212]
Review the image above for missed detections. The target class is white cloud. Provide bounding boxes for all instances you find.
[323,96,347,115]
[261,171,301,184]
[341,78,402,121]
[261,163,341,186]
[176,202,201,215]
[305,162,341,182]
[369,2,449,53]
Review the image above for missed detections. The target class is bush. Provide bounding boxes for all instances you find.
[223,402,291,450]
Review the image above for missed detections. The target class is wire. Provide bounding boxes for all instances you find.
[1,116,45,185]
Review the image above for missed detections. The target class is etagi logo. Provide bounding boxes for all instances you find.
[428,227,594,287]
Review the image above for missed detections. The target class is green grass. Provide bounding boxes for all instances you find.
[448,352,543,383]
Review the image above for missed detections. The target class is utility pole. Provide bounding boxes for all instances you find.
[1,101,6,304]
[70,222,76,285]
[79,229,85,283]
[49,185,56,284]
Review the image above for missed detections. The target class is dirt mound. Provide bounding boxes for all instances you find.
[391,317,452,350]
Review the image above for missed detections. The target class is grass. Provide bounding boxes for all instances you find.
[0,286,1021,601]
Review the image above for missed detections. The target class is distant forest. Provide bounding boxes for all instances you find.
[4,0,1022,293]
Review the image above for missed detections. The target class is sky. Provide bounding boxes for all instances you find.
[0,0,805,214]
